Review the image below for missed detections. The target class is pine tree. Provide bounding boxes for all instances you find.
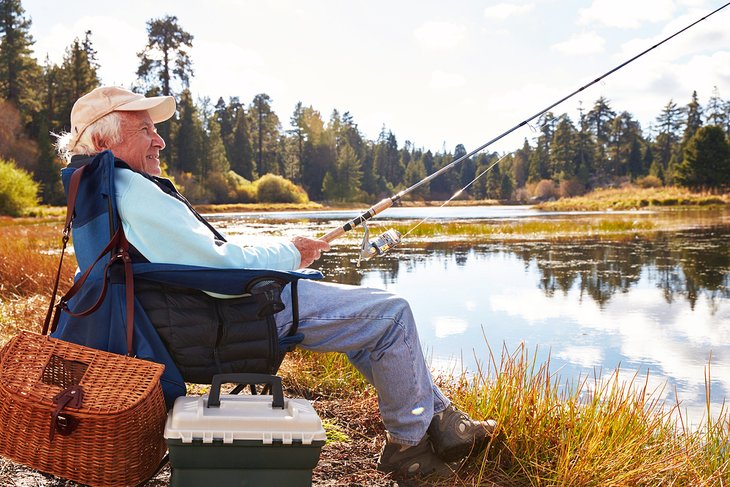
[248,93,281,176]
[587,97,616,180]
[136,15,194,96]
[322,142,362,201]
[653,99,684,183]
[607,111,642,178]
[34,118,64,204]
[528,113,555,183]
[403,157,428,200]
[204,117,230,175]
[705,87,725,127]
[224,98,255,180]
[512,139,531,188]
[455,143,475,190]
[174,89,203,175]
[484,153,502,199]
[288,101,306,181]
[627,138,643,181]
[54,31,100,131]
[0,0,41,125]
[298,105,332,200]
[683,91,703,142]
[550,115,578,180]
[575,108,595,186]
[373,128,403,191]
[669,91,704,180]
[341,112,365,160]
[675,125,730,189]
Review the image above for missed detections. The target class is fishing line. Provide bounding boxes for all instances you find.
[355,153,508,265]
[322,1,730,257]
[402,154,508,240]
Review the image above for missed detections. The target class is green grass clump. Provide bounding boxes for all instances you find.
[322,419,351,444]
[381,218,656,240]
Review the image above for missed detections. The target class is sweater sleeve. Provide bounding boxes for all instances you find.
[115,169,302,270]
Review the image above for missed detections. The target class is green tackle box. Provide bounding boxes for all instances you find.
[164,373,326,487]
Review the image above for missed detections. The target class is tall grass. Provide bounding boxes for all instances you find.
[452,343,729,485]
[0,220,75,342]
[281,344,729,486]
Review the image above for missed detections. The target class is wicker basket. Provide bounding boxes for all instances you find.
[0,331,167,487]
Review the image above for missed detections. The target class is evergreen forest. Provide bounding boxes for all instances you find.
[2,1,730,210]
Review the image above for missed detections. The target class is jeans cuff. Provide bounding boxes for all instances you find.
[385,431,424,447]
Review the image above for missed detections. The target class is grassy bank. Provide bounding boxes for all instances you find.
[537,186,729,211]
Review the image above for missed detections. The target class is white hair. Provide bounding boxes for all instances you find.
[55,112,124,163]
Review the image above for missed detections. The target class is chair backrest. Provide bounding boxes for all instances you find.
[53,151,322,407]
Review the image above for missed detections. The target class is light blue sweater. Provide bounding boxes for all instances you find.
[115,169,302,271]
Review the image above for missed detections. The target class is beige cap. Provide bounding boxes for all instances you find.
[68,86,176,150]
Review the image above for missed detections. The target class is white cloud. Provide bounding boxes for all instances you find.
[578,0,676,28]
[551,31,606,55]
[413,21,466,50]
[484,2,535,21]
[429,70,467,91]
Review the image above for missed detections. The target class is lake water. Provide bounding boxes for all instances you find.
[207,206,730,425]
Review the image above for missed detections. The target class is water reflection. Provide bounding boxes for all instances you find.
[317,228,730,312]
[222,212,729,424]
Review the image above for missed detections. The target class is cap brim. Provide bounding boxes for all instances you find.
[118,96,176,123]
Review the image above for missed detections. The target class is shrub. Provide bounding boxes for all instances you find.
[173,172,208,204]
[559,178,586,198]
[0,159,39,216]
[226,171,256,203]
[533,179,559,201]
[635,175,663,188]
[512,187,532,203]
[255,174,309,204]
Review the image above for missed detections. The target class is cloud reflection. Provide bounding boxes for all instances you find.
[430,316,469,339]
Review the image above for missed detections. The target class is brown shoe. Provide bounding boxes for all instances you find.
[376,433,455,478]
[428,405,498,461]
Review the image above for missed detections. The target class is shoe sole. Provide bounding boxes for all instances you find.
[435,436,493,462]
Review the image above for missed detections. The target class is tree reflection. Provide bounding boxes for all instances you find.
[317,228,729,311]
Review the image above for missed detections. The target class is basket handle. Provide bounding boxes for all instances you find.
[207,373,284,409]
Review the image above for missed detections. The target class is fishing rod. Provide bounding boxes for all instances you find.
[320,1,730,258]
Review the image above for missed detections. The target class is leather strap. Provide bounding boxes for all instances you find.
[49,384,84,441]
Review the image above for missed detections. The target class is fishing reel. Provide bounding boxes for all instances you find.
[358,222,402,265]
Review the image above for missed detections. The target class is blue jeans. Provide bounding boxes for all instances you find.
[276,279,450,446]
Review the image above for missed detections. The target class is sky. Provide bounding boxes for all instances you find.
[21,0,730,155]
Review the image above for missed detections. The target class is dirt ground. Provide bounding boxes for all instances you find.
[0,393,499,487]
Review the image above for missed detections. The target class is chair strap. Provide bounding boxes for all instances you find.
[42,165,136,356]
[43,165,85,336]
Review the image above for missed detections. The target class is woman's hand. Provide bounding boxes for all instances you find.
[291,236,330,268]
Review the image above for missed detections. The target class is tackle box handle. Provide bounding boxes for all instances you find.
[207,373,285,409]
